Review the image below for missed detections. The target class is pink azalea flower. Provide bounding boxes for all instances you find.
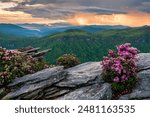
[101,43,140,83]
[113,77,119,82]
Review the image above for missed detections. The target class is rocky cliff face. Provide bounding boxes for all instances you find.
[1,53,150,100]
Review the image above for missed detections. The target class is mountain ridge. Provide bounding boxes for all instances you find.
[0,23,130,38]
[0,25,150,64]
[0,24,42,37]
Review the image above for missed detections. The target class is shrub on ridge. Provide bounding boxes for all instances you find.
[57,54,80,68]
[101,43,140,98]
[0,47,50,86]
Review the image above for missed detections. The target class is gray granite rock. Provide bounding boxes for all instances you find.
[119,94,129,100]
[20,89,43,100]
[57,83,112,100]
[129,91,150,99]
[1,53,150,100]
[8,66,65,87]
[136,69,150,91]
[119,69,150,100]
[44,89,70,99]
[137,53,150,71]
[1,62,110,100]
[2,66,67,99]
[119,53,150,100]
[56,62,104,87]
[132,69,150,99]
[119,91,150,100]
[44,87,60,96]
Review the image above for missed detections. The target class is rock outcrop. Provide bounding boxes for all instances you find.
[1,53,150,100]
[119,53,150,100]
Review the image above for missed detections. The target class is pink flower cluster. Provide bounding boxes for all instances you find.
[101,43,140,83]
[117,43,140,59]
[2,50,20,61]
[0,72,8,79]
[0,47,50,86]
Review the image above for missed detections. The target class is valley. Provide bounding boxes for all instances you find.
[0,24,150,64]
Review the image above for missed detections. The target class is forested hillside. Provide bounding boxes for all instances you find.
[0,26,150,64]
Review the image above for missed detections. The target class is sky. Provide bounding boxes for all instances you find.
[0,0,150,26]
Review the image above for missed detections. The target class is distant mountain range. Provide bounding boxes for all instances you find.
[0,24,41,37]
[1,24,150,64]
[1,25,150,63]
[0,23,129,37]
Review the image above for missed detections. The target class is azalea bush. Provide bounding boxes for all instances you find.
[57,54,80,68]
[101,43,140,98]
[0,47,50,86]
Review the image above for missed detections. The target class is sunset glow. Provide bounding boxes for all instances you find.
[0,9,66,24]
[0,0,150,27]
[67,11,150,27]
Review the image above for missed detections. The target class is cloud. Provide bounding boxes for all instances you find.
[0,0,30,4]
[8,2,127,20]
[0,0,150,26]
[0,9,66,24]
[13,0,150,13]
[80,7,126,15]
[0,1,18,9]
[142,1,150,5]
[25,4,48,8]
[4,0,149,21]
[67,11,150,26]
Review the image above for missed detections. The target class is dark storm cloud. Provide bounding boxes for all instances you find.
[1,0,150,19]
[5,0,127,19]
[80,7,126,14]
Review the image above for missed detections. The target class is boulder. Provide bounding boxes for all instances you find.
[56,62,104,87]
[2,62,111,100]
[57,83,112,100]
[1,53,150,100]
[119,69,150,100]
[2,66,66,99]
[137,53,150,71]
[119,53,150,100]
[55,62,112,100]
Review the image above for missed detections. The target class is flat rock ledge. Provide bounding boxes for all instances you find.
[1,53,150,100]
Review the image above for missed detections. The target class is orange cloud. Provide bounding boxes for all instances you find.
[67,11,150,27]
[0,9,66,24]
[0,1,18,9]
[0,7,150,27]
[12,0,31,3]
